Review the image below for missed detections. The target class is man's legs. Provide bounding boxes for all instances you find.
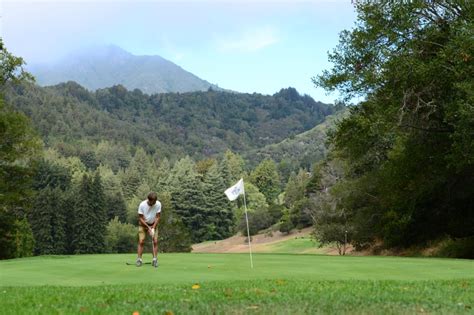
[137,239,145,258]
[152,230,159,267]
[137,226,146,266]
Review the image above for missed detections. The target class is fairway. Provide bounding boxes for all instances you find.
[1,253,473,286]
[1,253,473,314]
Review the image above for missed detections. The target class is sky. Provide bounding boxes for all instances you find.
[0,0,357,103]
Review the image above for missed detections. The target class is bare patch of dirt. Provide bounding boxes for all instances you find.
[192,227,354,255]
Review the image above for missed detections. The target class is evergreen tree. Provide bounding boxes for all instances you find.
[249,159,280,204]
[12,217,35,258]
[202,164,235,239]
[97,164,127,222]
[168,157,208,242]
[30,191,53,255]
[33,159,71,191]
[221,150,245,185]
[30,188,66,255]
[105,193,127,223]
[91,171,107,252]
[72,173,106,254]
[157,192,192,252]
[120,165,141,200]
[49,188,67,254]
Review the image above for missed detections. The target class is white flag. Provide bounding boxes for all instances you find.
[224,178,244,201]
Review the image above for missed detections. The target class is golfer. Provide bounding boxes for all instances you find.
[136,192,161,267]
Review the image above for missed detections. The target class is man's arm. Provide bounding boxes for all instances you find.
[152,213,161,230]
[138,214,149,229]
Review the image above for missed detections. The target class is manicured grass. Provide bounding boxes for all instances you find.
[2,279,473,314]
[1,253,473,314]
[1,253,472,286]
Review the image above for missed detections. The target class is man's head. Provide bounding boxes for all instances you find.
[147,191,157,206]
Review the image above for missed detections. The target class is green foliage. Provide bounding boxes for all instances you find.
[248,110,347,173]
[5,82,334,164]
[309,158,351,254]
[236,182,267,218]
[125,196,142,225]
[0,99,41,209]
[11,217,35,258]
[315,1,474,251]
[0,40,41,259]
[220,150,246,186]
[435,237,474,259]
[156,192,192,253]
[238,210,272,237]
[120,165,141,200]
[30,187,68,255]
[0,209,16,259]
[278,208,294,234]
[72,173,107,254]
[202,164,235,240]
[97,164,127,222]
[283,169,312,229]
[249,159,281,204]
[105,217,136,253]
[0,38,34,86]
[168,157,208,243]
[32,159,71,191]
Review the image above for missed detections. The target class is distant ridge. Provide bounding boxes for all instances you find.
[29,45,222,94]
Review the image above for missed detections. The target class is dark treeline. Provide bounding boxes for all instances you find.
[4,80,334,163]
[310,1,473,257]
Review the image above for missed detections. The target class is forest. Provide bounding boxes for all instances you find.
[1,1,473,260]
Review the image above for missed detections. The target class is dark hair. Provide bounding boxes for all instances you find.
[147,192,157,201]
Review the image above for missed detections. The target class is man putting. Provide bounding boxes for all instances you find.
[136,192,161,267]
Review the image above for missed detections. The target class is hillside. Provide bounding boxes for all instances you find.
[5,83,334,163]
[192,228,354,255]
[247,109,348,168]
[28,45,221,94]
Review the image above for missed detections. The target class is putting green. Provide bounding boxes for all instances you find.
[1,253,472,287]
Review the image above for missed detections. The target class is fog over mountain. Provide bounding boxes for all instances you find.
[29,45,222,94]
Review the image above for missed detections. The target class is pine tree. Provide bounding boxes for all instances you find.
[72,173,106,254]
[120,165,141,200]
[202,164,235,239]
[30,188,54,255]
[30,187,68,255]
[91,171,107,252]
[168,157,208,242]
[157,192,192,252]
[249,159,281,205]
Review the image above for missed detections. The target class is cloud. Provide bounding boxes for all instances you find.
[217,26,279,53]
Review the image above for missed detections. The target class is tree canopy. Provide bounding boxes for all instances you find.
[314,1,474,251]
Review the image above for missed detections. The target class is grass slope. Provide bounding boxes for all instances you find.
[193,228,318,254]
[192,228,345,255]
[1,254,473,314]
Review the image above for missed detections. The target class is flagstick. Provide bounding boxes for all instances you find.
[242,184,253,269]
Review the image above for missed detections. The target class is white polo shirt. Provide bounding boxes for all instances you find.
[138,200,162,224]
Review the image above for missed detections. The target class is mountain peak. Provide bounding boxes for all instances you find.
[30,45,221,94]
